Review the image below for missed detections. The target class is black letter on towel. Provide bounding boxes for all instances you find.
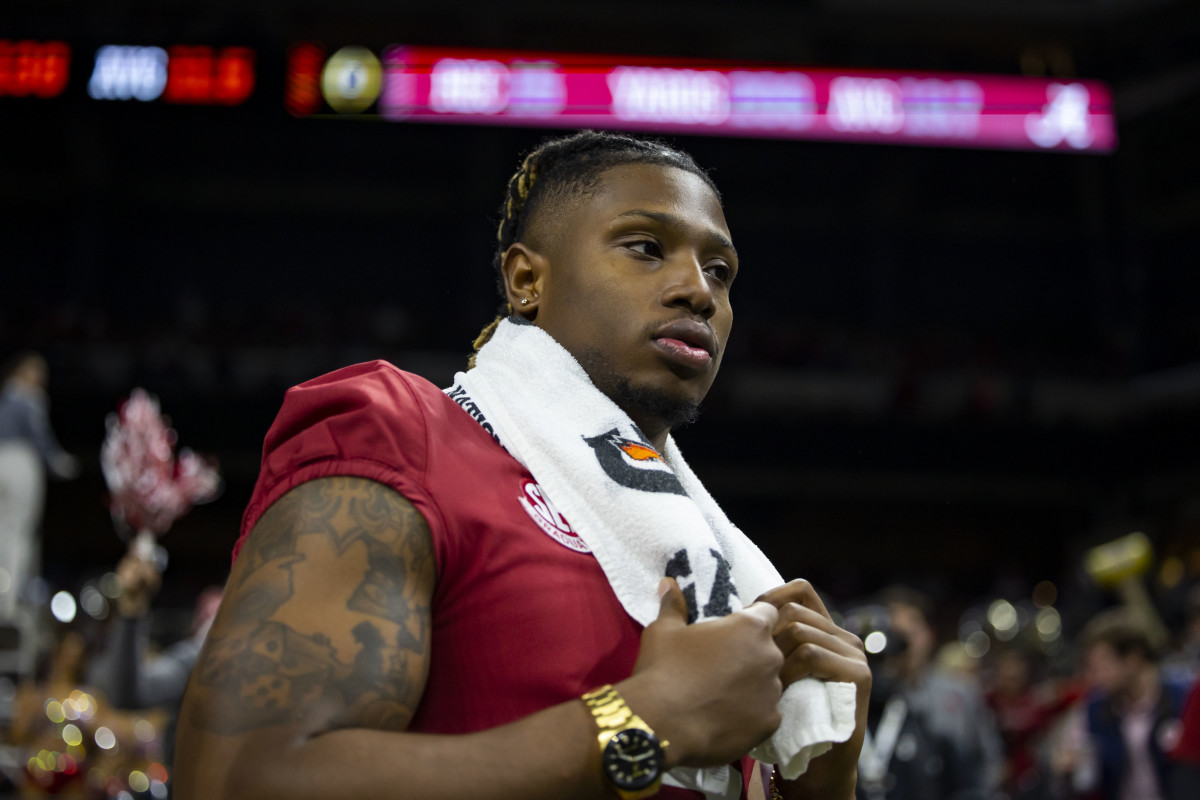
[665,549,698,624]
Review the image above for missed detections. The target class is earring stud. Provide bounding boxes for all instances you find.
[521,298,530,305]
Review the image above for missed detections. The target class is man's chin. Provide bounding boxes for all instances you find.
[576,348,704,433]
[611,378,701,433]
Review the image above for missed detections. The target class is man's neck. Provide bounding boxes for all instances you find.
[621,405,670,452]
[642,424,670,453]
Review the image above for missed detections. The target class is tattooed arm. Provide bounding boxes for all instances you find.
[174,476,790,800]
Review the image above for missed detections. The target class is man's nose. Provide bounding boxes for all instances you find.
[661,253,716,318]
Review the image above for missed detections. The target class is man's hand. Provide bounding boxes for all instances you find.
[756,580,871,800]
[51,453,81,481]
[621,578,785,768]
[115,549,163,618]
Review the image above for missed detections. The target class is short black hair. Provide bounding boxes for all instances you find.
[468,130,718,366]
[1081,608,1160,662]
[877,584,935,623]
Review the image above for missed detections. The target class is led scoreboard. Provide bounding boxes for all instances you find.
[1,32,1117,153]
[292,43,1116,153]
[0,40,71,98]
[88,45,255,104]
[0,39,256,104]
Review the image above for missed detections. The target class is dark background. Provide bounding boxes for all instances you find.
[3,0,1199,635]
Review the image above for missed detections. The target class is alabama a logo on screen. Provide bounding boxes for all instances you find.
[519,480,589,553]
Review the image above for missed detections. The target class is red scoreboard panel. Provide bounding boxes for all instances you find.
[0,40,71,98]
[162,46,255,105]
[292,43,1117,153]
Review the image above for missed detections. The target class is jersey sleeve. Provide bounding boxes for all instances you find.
[232,360,447,562]
[1173,682,1200,764]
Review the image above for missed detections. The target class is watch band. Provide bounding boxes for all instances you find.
[582,685,640,730]
[582,685,668,800]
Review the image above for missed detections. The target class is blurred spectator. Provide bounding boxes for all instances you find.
[1054,608,1191,800]
[846,604,963,800]
[936,641,982,682]
[7,630,97,797]
[0,352,79,619]
[1168,680,1200,800]
[88,545,221,789]
[1161,582,1200,686]
[985,646,1084,799]
[881,585,1006,799]
[6,626,169,798]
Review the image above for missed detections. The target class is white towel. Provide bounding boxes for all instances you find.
[447,318,856,791]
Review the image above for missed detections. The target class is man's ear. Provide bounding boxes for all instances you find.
[500,242,548,318]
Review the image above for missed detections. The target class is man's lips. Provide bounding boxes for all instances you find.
[651,320,717,369]
[653,320,717,356]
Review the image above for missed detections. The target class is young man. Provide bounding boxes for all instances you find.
[174,131,870,800]
[878,587,1004,798]
[1065,610,1190,800]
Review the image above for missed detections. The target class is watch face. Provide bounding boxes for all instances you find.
[602,728,665,791]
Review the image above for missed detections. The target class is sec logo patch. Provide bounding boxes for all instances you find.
[519,479,589,553]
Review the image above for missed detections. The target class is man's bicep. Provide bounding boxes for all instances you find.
[187,475,436,737]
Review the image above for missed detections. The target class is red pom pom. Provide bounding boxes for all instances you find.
[101,388,221,536]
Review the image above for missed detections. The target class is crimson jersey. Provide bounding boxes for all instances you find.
[235,361,752,799]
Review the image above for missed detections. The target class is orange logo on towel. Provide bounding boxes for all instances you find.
[618,442,662,462]
[583,428,685,496]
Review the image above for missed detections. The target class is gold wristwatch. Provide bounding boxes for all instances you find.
[582,685,669,800]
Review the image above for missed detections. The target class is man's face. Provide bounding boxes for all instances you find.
[531,163,737,441]
[888,603,934,678]
[1084,641,1136,696]
[16,357,47,389]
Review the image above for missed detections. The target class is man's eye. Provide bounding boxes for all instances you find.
[706,263,733,284]
[628,240,663,258]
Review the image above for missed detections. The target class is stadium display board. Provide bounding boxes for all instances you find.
[1,37,1116,152]
[295,44,1116,152]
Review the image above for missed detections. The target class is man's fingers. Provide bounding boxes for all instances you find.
[739,600,780,631]
[754,579,872,693]
[655,577,690,628]
[772,610,867,687]
[755,579,832,621]
[774,618,863,661]
[779,642,872,687]
[774,602,852,637]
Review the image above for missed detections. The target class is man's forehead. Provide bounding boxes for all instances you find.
[592,162,720,205]
[524,162,727,252]
[579,164,727,234]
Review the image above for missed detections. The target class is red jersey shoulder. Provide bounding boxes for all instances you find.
[248,360,592,558]
[288,360,449,423]
[261,361,441,476]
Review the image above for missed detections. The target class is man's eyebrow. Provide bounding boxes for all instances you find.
[613,209,737,257]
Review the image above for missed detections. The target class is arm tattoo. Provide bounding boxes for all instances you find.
[191,477,434,736]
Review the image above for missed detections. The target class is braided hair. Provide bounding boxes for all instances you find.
[468,130,718,367]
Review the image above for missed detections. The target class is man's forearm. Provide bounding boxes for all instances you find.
[775,733,862,800]
[95,616,144,708]
[176,692,615,800]
[777,772,857,800]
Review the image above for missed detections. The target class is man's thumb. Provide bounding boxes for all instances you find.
[656,577,689,625]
